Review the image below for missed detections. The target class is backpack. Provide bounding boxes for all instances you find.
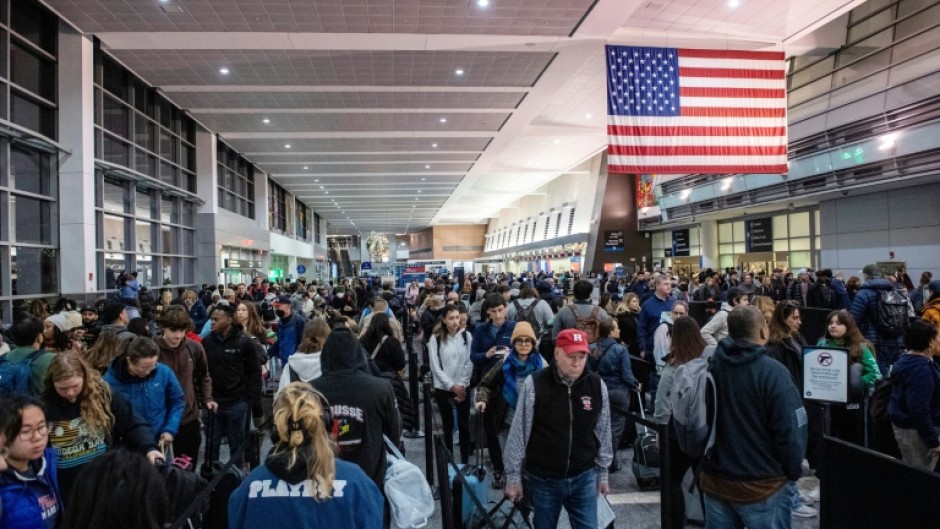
[0,350,44,397]
[873,289,910,338]
[669,357,717,459]
[568,305,602,344]
[512,299,541,336]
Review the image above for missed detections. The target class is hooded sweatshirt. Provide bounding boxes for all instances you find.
[700,302,733,346]
[278,352,323,393]
[227,449,384,529]
[0,448,61,529]
[103,353,185,440]
[310,327,401,491]
[887,353,940,448]
[701,338,807,497]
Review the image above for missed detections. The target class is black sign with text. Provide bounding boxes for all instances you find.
[672,229,690,257]
[745,217,773,252]
[604,230,624,252]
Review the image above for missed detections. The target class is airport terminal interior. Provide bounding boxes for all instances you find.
[1,0,940,527]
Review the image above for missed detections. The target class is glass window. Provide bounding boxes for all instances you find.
[181,229,194,255]
[790,238,812,251]
[135,151,156,178]
[12,195,52,244]
[160,130,177,161]
[182,202,195,225]
[11,92,55,138]
[103,135,130,166]
[160,161,177,187]
[136,190,152,218]
[10,42,55,101]
[135,220,154,254]
[102,213,127,252]
[135,117,155,151]
[718,222,733,242]
[732,221,745,243]
[181,257,194,284]
[10,247,57,295]
[790,251,812,269]
[103,180,126,213]
[161,196,178,224]
[789,212,811,237]
[163,257,177,285]
[162,225,179,254]
[848,7,895,43]
[134,83,152,115]
[10,145,53,196]
[10,0,56,54]
[772,215,789,239]
[103,96,130,139]
[773,240,789,252]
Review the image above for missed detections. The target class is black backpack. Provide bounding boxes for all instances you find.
[512,299,541,336]
[873,289,910,339]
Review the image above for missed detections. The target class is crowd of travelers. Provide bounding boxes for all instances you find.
[0,261,937,529]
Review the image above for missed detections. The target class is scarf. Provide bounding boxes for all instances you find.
[501,351,544,411]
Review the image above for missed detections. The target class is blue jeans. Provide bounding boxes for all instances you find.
[704,485,791,529]
[206,400,249,467]
[524,468,597,529]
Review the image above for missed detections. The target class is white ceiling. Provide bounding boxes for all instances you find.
[44,0,866,235]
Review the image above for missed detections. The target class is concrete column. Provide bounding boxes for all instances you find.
[57,24,97,295]
[194,130,219,283]
[700,220,719,270]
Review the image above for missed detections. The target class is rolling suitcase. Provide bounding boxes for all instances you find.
[631,389,661,490]
[448,409,490,528]
[200,412,247,529]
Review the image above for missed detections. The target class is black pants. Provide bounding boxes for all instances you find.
[483,405,504,473]
[173,419,202,471]
[434,388,471,464]
[664,427,699,529]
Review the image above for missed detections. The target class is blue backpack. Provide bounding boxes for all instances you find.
[0,350,45,397]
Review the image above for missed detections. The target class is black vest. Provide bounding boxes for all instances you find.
[525,367,602,478]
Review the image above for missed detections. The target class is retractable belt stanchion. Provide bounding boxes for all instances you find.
[423,369,438,496]
[402,312,424,439]
[611,404,674,529]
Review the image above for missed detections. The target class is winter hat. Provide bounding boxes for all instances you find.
[45,313,69,333]
[928,279,940,295]
[510,322,537,344]
[63,311,84,331]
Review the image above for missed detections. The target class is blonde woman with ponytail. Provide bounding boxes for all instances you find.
[228,382,384,529]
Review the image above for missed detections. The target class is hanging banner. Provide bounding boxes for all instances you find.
[636,174,657,208]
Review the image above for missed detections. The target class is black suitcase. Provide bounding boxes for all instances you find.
[631,389,661,490]
[200,412,247,529]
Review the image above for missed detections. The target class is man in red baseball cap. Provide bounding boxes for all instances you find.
[502,328,613,529]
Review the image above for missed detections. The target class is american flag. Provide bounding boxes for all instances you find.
[606,45,788,174]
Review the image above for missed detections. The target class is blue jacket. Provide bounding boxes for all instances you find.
[631,280,650,298]
[188,299,209,330]
[119,278,140,300]
[471,319,517,380]
[0,448,61,529]
[888,353,940,449]
[103,353,185,439]
[849,279,906,367]
[830,278,852,310]
[590,337,638,392]
[637,294,675,353]
[227,458,383,529]
[270,311,307,365]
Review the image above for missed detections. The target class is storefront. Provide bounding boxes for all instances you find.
[717,209,820,273]
[220,246,266,285]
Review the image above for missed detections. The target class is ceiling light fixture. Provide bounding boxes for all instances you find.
[284,144,291,149]
[219,67,230,75]
[455,69,465,76]
[728,0,740,6]
[303,166,308,170]
[421,177,426,181]
[439,117,447,123]
[431,143,438,148]
[425,164,431,169]
[262,118,270,124]
[584,113,592,119]
[477,0,490,7]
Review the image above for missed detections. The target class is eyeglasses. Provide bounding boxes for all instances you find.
[18,424,48,441]
[514,338,535,346]
[132,361,159,372]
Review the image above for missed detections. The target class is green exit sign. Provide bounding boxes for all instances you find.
[840,146,865,163]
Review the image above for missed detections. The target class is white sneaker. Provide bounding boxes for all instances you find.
[799,493,815,504]
[792,504,818,518]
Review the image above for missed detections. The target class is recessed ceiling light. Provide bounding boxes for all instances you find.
[431,143,438,148]
[303,166,308,170]
[284,144,291,149]
[455,68,465,76]
[219,67,230,75]
[728,0,740,6]
[262,118,270,124]
[421,177,426,181]
[418,190,422,193]
[554,139,561,144]
[439,117,447,123]
[425,164,431,169]
[325,191,328,195]
[319,186,324,189]
[584,113,592,119]
[477,0,490,6]
[314,179,319,182]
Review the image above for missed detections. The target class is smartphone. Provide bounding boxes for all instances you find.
[494,346,509,356]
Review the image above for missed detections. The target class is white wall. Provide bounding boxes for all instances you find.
[819,181,940,279]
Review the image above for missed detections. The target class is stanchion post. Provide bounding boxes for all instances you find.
[423,370,436,491]
[660,420,672,529]
[402,310,424,438]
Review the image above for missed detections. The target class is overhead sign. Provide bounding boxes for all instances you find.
[672,229,691,257]
[225,259,262,269]
[296,265,306,275]
[745,217,773,252]
[604,230,624,252]
[361,261,372,271]
[803,347,849,404]
[403,265,425,274]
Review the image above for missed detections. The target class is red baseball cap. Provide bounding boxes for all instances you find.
[555,329,590,355]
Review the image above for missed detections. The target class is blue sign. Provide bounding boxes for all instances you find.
[361,261,373,271]
[296,265,306,275]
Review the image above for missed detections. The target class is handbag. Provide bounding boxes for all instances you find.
[384,435,434,528]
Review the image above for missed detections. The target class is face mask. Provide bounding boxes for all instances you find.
[336,293,345,299]
[275,309,286,318]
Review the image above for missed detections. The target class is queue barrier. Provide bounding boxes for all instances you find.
[820,436,940,529]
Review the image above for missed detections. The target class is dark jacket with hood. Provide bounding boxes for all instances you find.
[850,278,906,366]
[701,338,807,486]
[202,326,262,416]
[888,353,940,448]
[310,327,401,491]
[765,333,809,394]
[156,336,214,425]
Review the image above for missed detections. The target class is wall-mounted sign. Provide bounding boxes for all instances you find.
[296,265,307,275]
[604,230,624,252]
[745,217,773,252]
[672,229,691,257]
[225,259,262,269]
[361,261,373,271]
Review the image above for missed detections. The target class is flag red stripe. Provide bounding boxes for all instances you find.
[609,145,788,156]
[677,49,785,60]
[608,125,786,137]
[679,86,785,98]
[680,107,786,118]
[609,164,789,174]
[679,67,785,79]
